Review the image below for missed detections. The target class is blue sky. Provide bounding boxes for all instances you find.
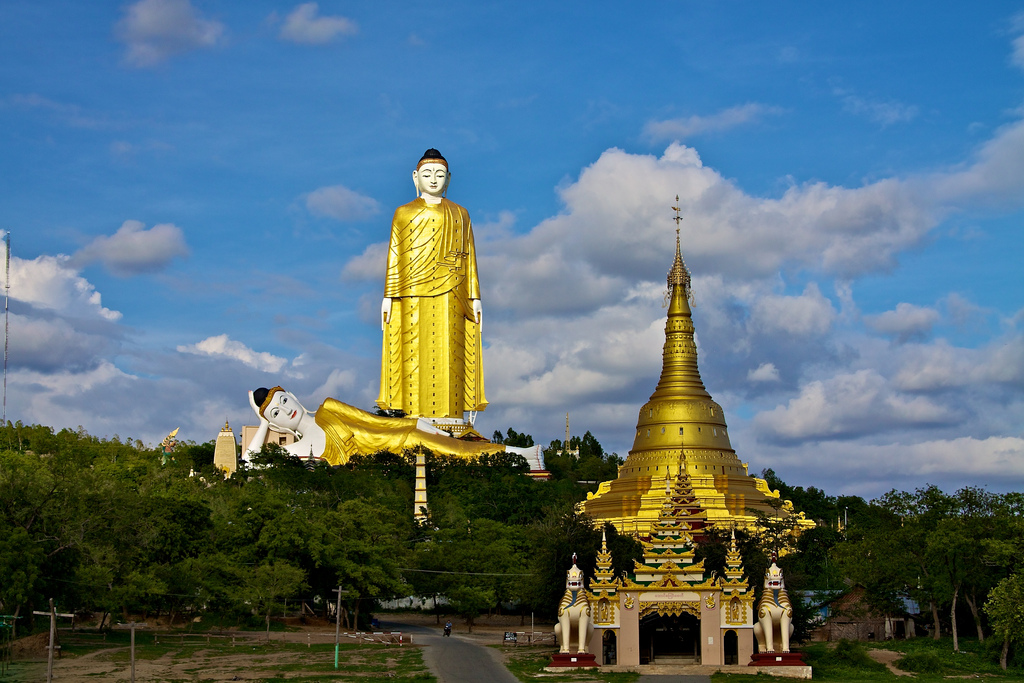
[2,1,1022,497]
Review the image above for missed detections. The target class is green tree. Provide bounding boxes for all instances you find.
[412,518,526,632]
[323,498,410,630]
[492,428,534,447]
[985,572,1024,670]
[246,560,307,639]
[0,525,42,633]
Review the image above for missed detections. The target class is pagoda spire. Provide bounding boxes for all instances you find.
[650,200,708,400]
[582,197,812,538]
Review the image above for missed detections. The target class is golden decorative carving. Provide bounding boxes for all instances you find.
[652,575,683,589]
[624,595,635,609]
[705,593,716,610]
[592,598,616,625]
[619,576,642,590]
[726,596,745,625]
[639,600,700,619]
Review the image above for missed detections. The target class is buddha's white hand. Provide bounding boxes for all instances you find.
[472,299,482,324]
[248,390,269,425]
[381,297,393,329]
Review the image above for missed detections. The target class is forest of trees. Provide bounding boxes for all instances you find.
[1,421,1022,665]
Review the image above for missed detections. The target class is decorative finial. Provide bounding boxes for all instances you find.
[667,196,693,304]
[572,552,578,565]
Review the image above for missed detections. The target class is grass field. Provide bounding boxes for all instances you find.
[9,635,434,682]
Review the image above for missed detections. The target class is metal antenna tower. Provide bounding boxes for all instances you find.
[3,232,9,426]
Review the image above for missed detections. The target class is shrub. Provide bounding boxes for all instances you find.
[806,638,888,671]
[895,650,942,673]
[828,639,882,669]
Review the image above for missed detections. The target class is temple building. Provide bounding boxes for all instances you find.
[585,467,756,666]
[583,220,811,537]
[213,420,238,477]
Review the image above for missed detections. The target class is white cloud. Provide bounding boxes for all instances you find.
[341,241,387,282]
[748,363,780,382]
[5,93,109,129]
[310,368,357,399]
[749,283,836,336]
[643,103,782,142]
[754,369,956,442]
[834,87,919,126]
[943,293,984,327]
[306,184,381,221]
[865,302,940,343]
[3,242,120,322]
[892,335,1024,391]
[1011,12,1024,69]
[177,335,288,373]
[929,118,1024,207]
[71,220,189,276]
[279,3,357,44]
[9,313,120,373]
[116,0,224,67]
[758,436,1024,497]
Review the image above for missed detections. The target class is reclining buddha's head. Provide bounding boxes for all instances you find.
[254,386,305,434]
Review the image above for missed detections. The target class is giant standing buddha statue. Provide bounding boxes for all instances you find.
[584,200,810,536]
[377,149,487,434]
[241,150,547,479]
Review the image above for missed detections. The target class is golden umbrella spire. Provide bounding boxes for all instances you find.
[650,197,707,401]
[668,195,692,301]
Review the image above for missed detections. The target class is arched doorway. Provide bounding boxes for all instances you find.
[602,630,617,665]
[639,612,700,664]
[723,629,738,665]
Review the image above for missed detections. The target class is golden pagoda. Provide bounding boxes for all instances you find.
[584,205,809,536]
[213,420,238,477]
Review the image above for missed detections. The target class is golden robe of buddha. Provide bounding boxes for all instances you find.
[246,387,507,467]
[316,398,502,466]
[377,149,487,419]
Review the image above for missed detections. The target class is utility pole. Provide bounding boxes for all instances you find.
[332,587,350,669]
[130,622,137,683]
[3,232,9,426]
[46,599,55,683]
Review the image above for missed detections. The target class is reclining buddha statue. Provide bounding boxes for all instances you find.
[243,387,537,467]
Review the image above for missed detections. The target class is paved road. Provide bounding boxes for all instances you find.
[382,620,519,683]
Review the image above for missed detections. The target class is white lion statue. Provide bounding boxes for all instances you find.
[554,554,594,654]
[753,558,794,653]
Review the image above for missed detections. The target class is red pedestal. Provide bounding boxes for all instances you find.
[549,652,599,668]
[749,651,807,666]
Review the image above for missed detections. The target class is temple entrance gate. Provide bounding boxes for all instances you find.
[639,613,700,664]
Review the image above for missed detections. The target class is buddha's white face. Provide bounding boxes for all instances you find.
[414,162,448,198]
[265,390,302,432]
